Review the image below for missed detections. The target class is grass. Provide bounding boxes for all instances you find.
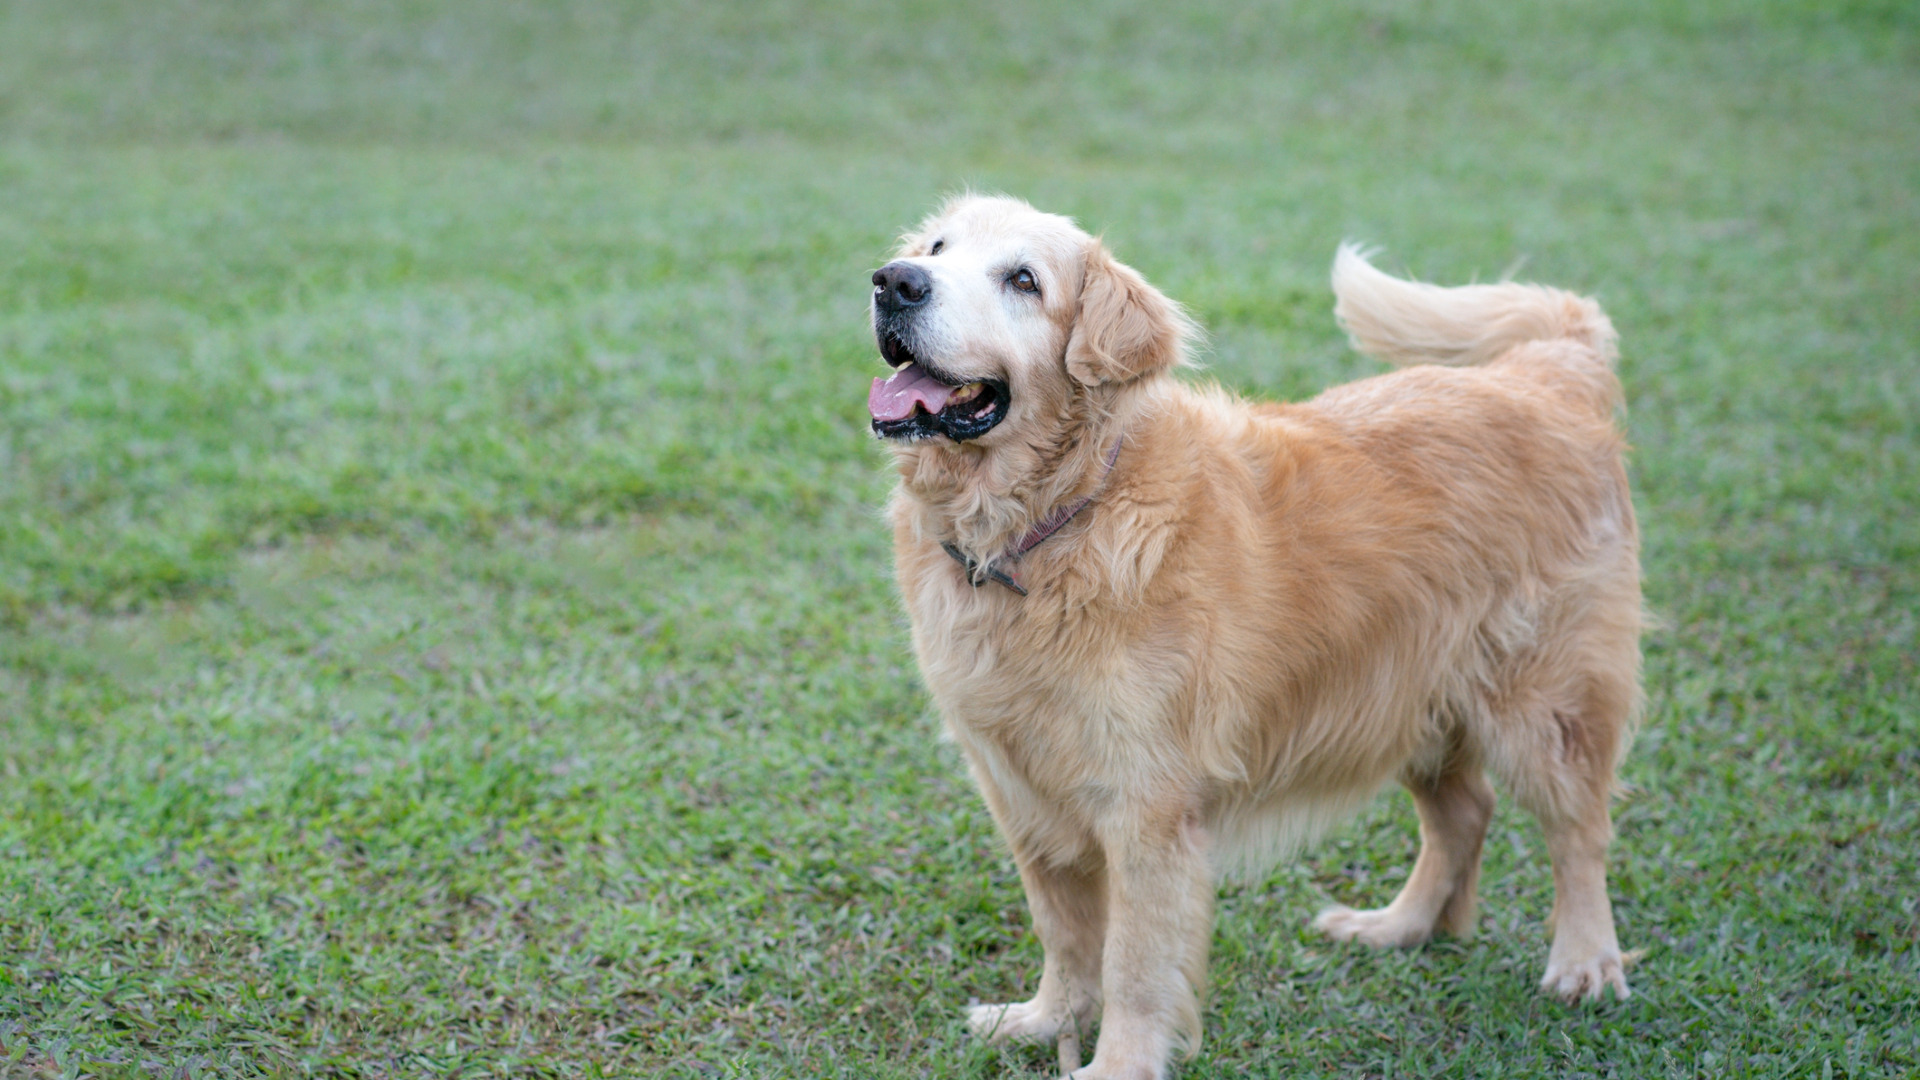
[0,0,1915,1076]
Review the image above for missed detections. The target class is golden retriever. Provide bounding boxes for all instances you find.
[867,194,1640,1079]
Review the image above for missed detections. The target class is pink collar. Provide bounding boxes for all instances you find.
[942,436,1124,596]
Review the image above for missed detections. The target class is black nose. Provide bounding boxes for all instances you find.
[872,261,933,311]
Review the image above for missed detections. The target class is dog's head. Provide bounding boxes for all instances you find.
[867,195,1195,449]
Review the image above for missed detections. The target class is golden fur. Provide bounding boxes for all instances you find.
[875,195,1641,1079]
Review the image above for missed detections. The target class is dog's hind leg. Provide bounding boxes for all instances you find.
[1511,682,1636,1002]
[1532,773,1630,1002]
[1488,575,1640,1002]
[1315,753,1495,947]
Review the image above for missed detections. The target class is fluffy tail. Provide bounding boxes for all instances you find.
[1331,244,1616,368]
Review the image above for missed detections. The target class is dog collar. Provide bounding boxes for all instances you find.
[942,435,1124,597]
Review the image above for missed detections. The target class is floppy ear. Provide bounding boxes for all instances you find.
[1065,243,1192,386]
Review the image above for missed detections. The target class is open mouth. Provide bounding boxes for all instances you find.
[868,359,1009,442]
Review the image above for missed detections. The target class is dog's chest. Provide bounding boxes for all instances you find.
[906,570,1186,792]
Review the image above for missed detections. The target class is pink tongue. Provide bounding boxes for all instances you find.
[868,363,955,421]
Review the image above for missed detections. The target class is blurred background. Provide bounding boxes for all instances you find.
[0,1,1914,1076]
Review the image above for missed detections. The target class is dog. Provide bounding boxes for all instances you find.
[867,194,1640,1079]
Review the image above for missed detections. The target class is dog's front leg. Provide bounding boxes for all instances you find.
[1073,806,1213,1080]
[968,852,1107,1054]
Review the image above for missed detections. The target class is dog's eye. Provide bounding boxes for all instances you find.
[930,239,944,255]
[1010,268,1039,294]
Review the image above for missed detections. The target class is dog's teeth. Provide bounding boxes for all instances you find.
[949,382,983,404]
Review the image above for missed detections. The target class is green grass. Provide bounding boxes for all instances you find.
[1,1,1916,1076]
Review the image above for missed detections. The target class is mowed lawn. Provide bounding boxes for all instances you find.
[1,1,1916,1076]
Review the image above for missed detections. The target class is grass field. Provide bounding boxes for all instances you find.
[1,1,1916,1076]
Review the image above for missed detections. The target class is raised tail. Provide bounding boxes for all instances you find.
[1331,244,1617,368]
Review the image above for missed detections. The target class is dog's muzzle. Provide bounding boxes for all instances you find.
[866,262,1009,442]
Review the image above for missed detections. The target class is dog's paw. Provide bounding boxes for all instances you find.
[966,999,1060,1044]
[1052,1066,1158,1080]
[1312,904,1434,948]
[1048,1053,1165,1080]
[1540,946,1632,1003]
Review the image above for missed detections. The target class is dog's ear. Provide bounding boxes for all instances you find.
[1065,242,1193,387]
